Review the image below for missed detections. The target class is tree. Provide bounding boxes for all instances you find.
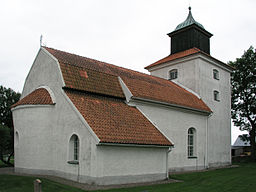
[0,85,21,166]
[229,46,256,161]
[0,125,13,165]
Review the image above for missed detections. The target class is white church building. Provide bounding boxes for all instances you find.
[12,7,233,185]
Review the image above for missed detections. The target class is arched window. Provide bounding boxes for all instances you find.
[169,69,178,80]
[213,69,219,80]
[188,128,196,157]
[68,134,79,163]
[214,90,220,101]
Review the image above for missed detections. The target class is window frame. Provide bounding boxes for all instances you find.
[169,69,178,80]
[187,128,197,158]
[73,135,79,161]
[213,90,220,101]
[68,134,80,164]
[213,69,219,80]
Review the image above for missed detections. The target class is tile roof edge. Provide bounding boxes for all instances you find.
[118,77,133,102]
[131,96,212,115]
[42,46,158,76]
[145,49,201,69]
[11,103,55,111]
[171,80,201,99]
[145,48,234,71]
[11,87,55,109]
[63,87,126,100]
[41,47,66,87]
[42,46,151,77]
[42,46,110,66]
[199,52,235,71]
[41,46,60,63]
[61,89,101,143]
[97,142,173,148]
[136,107,174,146]
[36,86,56,104]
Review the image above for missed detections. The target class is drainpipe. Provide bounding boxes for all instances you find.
[166,147,173,179]
[77,162,80,182]
[205,112,213,169]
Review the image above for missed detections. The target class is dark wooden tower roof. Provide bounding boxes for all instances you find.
[168,7,213,55]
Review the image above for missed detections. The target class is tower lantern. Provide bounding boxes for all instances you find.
[168,7,213,55]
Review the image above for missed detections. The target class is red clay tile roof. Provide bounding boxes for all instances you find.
[60,63,124,98]
[145,48,201,69]
[44,47,211,113]
[145,47,234,71]
[65,89,173,146]
[12,88,54,108]
[122,76,211,112]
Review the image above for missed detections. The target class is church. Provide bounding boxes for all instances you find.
[12,7,233,185]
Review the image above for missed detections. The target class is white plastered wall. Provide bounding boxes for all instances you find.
[94,146,168,185]
[130,100,208,171]
[12,48,171,184]
[148,54,231,167]
[12,48,99,182]
[197,58,231,166]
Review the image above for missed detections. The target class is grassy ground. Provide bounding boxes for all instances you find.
[0,163,256,192]
[98,163,256,192]
[0,175,85,192]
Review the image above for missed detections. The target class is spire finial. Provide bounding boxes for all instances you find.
[40,35,43,47]
[189,6,191,11]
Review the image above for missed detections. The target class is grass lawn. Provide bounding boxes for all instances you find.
[0,162,256,192]
[0,175,85,192]
[94,162,256,192]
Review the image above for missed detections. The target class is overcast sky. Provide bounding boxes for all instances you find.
[1,0,255,143]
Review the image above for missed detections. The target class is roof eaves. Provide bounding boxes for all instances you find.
[62,86,126,100]
[199,52,235,71]
[131,96,212,115]
[145,50,200,70]
[11,103,55,111]
[168,23,213,37]
[146,49,234,72]
[61,89,101,144]
[97,142,173,148]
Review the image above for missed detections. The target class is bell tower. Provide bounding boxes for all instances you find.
[145,7,232,169]
[168,7,213,55]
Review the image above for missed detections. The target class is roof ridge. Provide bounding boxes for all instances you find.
[43,46,195,87]
[43,46,153,78]
[43,46,211,113]
[43,46,114,67]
